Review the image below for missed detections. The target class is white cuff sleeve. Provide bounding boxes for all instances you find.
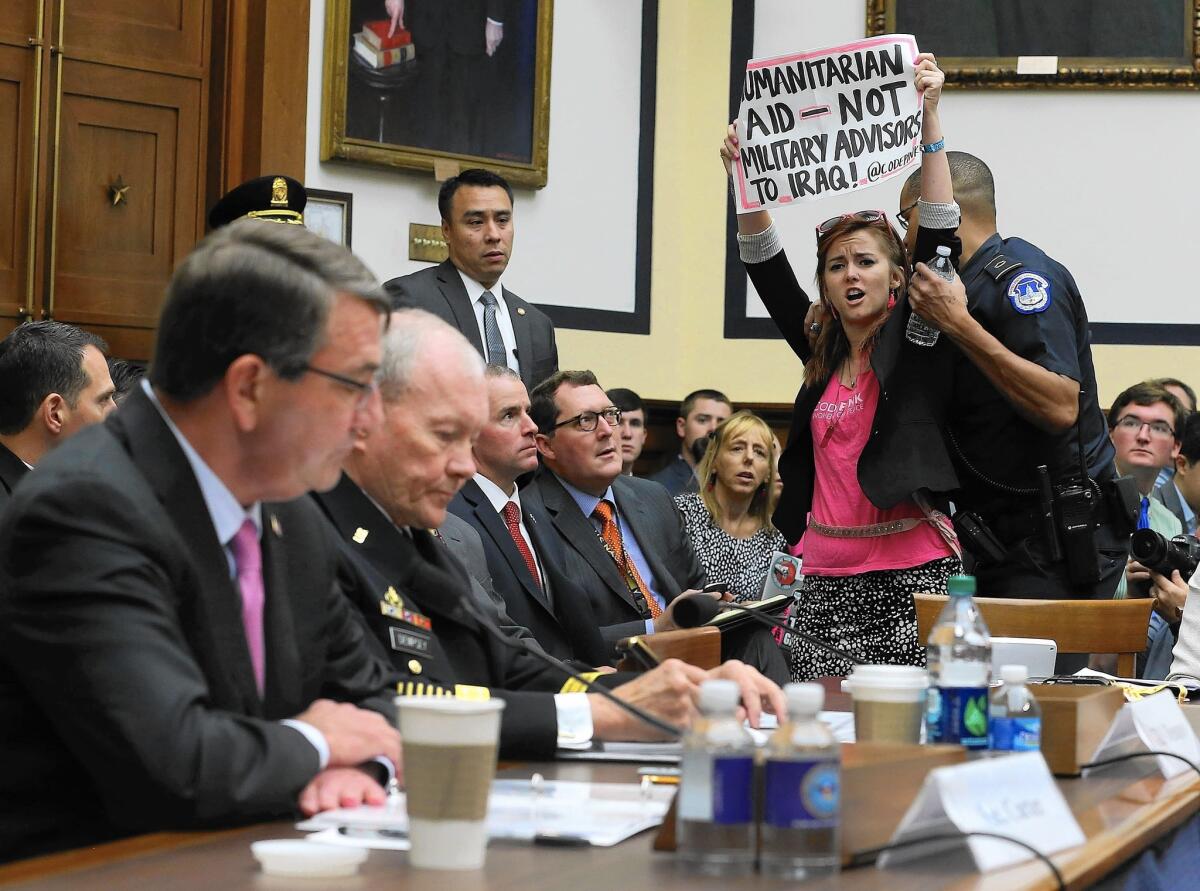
[736,221,784,265]
[487,17,504,26]
[916,198,960,230]
[281,719,330,769]
[373,756,397,783]
[554,693,595,749]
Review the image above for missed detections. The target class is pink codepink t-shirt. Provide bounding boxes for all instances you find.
[800,366,953,576]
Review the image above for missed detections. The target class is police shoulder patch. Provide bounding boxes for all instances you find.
[1006,272,1051,314]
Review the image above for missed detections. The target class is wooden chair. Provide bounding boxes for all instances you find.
[615,626,722,672]
[914,593,1153,677]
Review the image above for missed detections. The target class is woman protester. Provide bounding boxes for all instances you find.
[720,54,963,680]
[675,411,787,602]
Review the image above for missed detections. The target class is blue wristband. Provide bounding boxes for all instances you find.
[920,138,945,154]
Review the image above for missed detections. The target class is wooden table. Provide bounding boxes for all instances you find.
[1,757,1196,891]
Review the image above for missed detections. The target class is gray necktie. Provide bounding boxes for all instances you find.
[479,290,506,367]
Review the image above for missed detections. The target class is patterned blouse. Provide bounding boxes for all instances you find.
[674,493,786,602]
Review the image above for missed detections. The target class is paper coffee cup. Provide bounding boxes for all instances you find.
[395,696,506,870]
[842,665,928,744]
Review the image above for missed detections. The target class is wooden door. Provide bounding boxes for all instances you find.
[0,1,46,333]
[45,0,209,358]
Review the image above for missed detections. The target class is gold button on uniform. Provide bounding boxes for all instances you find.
[408,659,423,675]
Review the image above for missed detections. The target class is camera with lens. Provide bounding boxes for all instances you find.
[1129,528,1200,580]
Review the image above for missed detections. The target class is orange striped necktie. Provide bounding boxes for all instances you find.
[591,499,662,619]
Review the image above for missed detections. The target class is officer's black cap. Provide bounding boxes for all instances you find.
[207,175,306,230]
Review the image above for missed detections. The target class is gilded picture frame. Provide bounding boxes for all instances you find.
[321,0,554,187]
[867,0,1200,88]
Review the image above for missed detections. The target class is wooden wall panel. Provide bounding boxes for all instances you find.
[0,1,40,51]
[50,59,201,354]
[0,43,38,321]
[65,0,207,72]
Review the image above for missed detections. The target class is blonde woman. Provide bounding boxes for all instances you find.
[674,411,786,602]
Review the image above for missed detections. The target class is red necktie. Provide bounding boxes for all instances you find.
[591,499,662,619]
[502,501,542,590]
[229,518,265,696]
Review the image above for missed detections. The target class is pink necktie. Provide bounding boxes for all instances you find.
[230,518,266,696]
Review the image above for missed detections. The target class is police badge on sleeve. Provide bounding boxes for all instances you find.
[1006,272,1051,314]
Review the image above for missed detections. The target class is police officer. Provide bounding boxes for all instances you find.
[902,152,1129,599]
[207,174,306,229]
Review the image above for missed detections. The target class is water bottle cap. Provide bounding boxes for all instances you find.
[1000,664,1028,684]
[936,245,952,257]
[946,574,976,596]
[784,682,824,716]
[698,679,741,713]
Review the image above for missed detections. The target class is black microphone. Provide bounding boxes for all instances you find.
[673,595,863,666]
[454,594,683,738]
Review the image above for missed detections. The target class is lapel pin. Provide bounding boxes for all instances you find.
[353,527,369,544]
[270,515,282,537]
[516,307,526,316]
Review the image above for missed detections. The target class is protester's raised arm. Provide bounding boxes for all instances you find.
[914,53,950,206]
[721,121,772,236]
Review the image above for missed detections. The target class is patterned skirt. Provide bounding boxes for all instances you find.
[782,556,962,682]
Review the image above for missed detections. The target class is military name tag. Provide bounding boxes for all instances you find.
[389,625,432,656]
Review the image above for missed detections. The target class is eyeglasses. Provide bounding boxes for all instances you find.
[1113,415,1175,439]
[303,364,380,409]
[554,406,622,432]
[896,198,919,231]
[815,210,894,242]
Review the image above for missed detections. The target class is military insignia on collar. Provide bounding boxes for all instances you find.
[353,527,369,544]
[1007,272,1051,314]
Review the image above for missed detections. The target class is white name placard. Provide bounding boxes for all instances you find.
[1090,691,1200,780]
[881,752,1084,873]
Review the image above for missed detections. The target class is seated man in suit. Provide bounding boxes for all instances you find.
[317,309,785,760]
[384,168,558,390]
[0,221,401,863]
[449,365,612,667]
[530,371,789,683]
[0,321,116,508]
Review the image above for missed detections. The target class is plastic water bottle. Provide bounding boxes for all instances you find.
[676,680,756,875]
[988,664,1042,753]
[905,244,955,347]
[760,683,841,879]
[925,574,992,749]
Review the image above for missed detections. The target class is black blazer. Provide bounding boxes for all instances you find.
[449,479,611,666]
[746,227,962,545]
[0,442,29,515]
[313,473,606,760]
[533,471,705,649]
[0,389,396,863]
[385,259,559,390]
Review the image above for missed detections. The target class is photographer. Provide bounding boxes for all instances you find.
[1107,382,1189,677]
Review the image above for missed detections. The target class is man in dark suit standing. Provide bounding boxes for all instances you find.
[449,365,611,666]
[0,321,116,509]
[530,370,789,683]
[0,221,401,863]
[319,310,784,759]
[384,168,557,390]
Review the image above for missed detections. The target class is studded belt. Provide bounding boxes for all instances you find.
[806,517,926,538]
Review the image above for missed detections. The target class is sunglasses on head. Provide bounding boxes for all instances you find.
[815,210,894,242]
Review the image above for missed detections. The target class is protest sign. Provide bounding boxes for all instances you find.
[732,34,922,214]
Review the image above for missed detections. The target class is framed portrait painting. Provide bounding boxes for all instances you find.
[867,0,1200,88]
[321,0,554,187]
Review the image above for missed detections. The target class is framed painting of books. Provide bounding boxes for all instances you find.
[321,0,554,187]
[867,0,1200,88]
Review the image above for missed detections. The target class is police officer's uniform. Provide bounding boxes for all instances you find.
[950,233,1129,599]
[207,175,306,229]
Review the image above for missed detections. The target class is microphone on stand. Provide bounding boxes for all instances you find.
[672,595,863,666]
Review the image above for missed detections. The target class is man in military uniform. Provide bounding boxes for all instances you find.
[315,309,785,759]
[903,153,1129,599]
